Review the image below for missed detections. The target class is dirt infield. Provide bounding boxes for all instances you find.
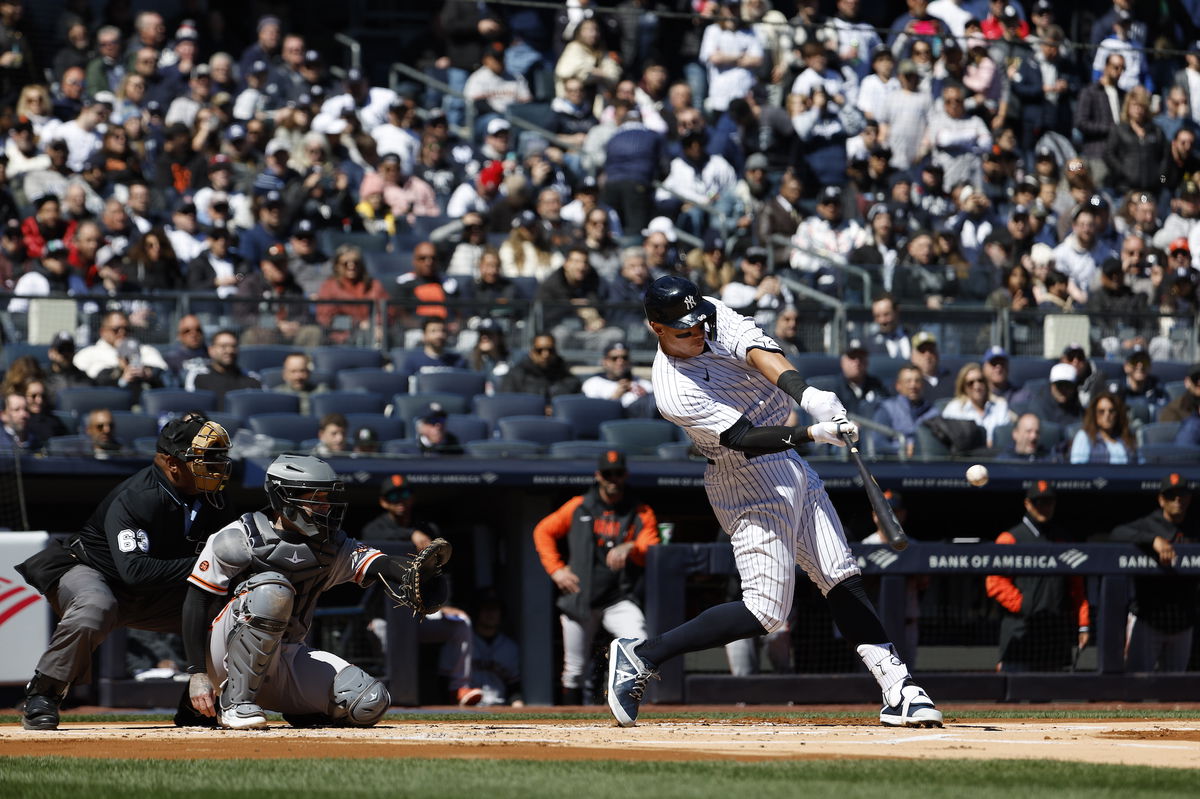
[4,713,1200,767]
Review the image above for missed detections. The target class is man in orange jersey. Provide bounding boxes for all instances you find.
[986,481,1089,671]
[533,450,660,704]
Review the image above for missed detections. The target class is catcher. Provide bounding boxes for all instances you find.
[181,454,451,729]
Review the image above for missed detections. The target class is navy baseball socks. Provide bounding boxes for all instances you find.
[828,576,942,728]
[608,602,765,727]
[21,672,68,730]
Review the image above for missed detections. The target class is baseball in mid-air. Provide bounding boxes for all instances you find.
[966,464,989,487]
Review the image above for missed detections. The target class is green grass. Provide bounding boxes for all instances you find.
[5,707,1200,725]
[1,757,1198,799]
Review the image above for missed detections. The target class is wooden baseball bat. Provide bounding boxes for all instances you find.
[841,432,909,551]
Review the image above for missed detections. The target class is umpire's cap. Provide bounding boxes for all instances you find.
[644,275,715,329]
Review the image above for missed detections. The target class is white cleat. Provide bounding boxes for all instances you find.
[879,680,943,728]
[218,701,268,729]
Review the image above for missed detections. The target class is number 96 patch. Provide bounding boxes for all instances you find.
[117,529,150,553]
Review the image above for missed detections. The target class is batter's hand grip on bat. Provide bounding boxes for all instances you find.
[840,432,909,552]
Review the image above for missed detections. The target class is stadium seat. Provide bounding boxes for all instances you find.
[1140,443,1200,464]
[391,393,468,421]
[102,411,161,441]
[806,374,842,394]
[1094,360,1125,381]
[496,416,573,447]
[655,441,696,461]
[310,391,387,417]
[204,412,245,436]
[337,368,409,396]
[549,440,628,459]
[789,353,839,378]
[991,420,1063,451]
[224,389,300,419]
[1138,422,1183,447]
[939,355,974,377]
[1125,397,1151,426]
[1156,361,1193,383]
[317,230,389,253]
[310,347,384,373]
[473,393,546,432]
[1164,380,1187,402]
[140,388,217,415]
[343,413,405,442]
[45,435,92,457]
[238,346,297,373]
[913,426,950,460]
[247,413,318,442]
[133,436,159,457]
[364,251,411,279]
[598,419,681,455]
[0,342,50,370]
[56,387,134,414]
[871,356,910,387]
[256,367,334,389]
[389,347,418,370]
[382,439,422,456]
[1008,357,1054,386]
[442,414,488,444]
[551,395,625,440]
[464,439,542,457]
[510,277,539,300]
[414,370,487,400]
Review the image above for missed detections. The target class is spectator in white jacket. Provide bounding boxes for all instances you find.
[656,130,737,236]
[924,83,991,188]
[790,185,864,293]
[698,5,763,113]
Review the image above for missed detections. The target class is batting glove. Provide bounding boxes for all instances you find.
[809,422,847,447]
[831,414,859,444]
[799,386,846,423]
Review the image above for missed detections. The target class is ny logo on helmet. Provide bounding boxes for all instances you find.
[684,295,697,310]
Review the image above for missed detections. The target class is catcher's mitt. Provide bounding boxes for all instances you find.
[379,538,452,617]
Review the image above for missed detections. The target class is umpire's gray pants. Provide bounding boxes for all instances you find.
[36,564,186,684]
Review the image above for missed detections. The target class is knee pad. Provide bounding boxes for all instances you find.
[238,572,295,632]
[330,666,390,727]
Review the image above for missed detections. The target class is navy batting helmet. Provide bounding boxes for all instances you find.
[644,275,716,329]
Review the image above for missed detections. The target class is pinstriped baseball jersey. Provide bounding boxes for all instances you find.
[651,296,858,626]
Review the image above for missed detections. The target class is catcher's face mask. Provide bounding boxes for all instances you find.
[278,486,348,539]
[182,420,232,494]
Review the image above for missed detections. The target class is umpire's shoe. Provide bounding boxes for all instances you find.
[21,672,68,730]
[607,638,658,728]
[217,699,268,730]
[879,679,943,728]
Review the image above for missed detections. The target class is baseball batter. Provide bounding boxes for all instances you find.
[607,275,941,728]
[182,454,451,729]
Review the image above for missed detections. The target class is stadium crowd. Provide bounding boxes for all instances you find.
[1,0,1200,462]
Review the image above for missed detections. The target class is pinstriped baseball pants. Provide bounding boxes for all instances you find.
[705,451,859,633]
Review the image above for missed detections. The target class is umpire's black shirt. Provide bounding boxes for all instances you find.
[72,463,237,592]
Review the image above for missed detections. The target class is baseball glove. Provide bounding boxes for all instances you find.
[379,538,452,617]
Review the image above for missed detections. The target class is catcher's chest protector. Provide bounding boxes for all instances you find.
[234,512,345,642]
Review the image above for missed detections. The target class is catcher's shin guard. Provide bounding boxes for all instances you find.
[329,665,390,727]
[219,572,294,728]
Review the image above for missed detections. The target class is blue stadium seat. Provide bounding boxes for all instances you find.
[344,413,405,442]
[45,435,92,457]
[389,347,418,370]
[1164,380,1187,402]
[257,367,334,389]
[442,414,488,443]
[364,251,412,279]
[1140,443,1200,464]
[204,412,245,435]
[225,389,300,419]
[1156,361,1194,383]
[382,439,422,456]
[0,342,51,370]
[141,388,218,415]
[871,356,910,388]
[551,395,624,440]
[806,374,842,394]
[337,368,409,396]
[1138,421,1183,447]
[913,426,950,460]
[656,441,697,461]
[473,393,546,432]
[247,413,318,443]
[1094,360,1125,380]
[238,346,297,373]
[414,370,487,399]
[789,353,840,378]
[101,411,161,441]
[510,277,539,300]
[56,387,134,414]
[391,393,468,421]
[496,416,573,447]
[598,419,681,455]
[549,440,628,459]
[310,347,384,373]
[318,230,389,253]
[133,436,159,457]
[992,420,1063,450]
[464,439,542,457]
[1008,357,1054,386]
[310,391,387,416]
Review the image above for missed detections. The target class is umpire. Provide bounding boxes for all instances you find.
[15,414,235,730]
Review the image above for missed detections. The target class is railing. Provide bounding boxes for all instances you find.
[770,235,873,304]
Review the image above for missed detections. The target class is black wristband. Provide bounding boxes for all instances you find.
[186,665,206,675]
[777,370,810,405]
